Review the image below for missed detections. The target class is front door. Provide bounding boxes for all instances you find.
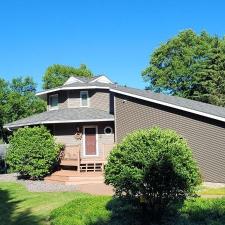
[84,127,97,156]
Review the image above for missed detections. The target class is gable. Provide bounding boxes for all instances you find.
[64,77,84,85]
[90,75,113,84]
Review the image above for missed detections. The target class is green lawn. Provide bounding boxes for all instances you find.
[199,187,225,195]
[50,195,225,225]
[0,182,88,225]
[1,181,225,225]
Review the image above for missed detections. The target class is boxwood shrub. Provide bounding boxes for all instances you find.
[6,126,61,179]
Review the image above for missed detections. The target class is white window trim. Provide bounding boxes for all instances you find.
[49,94,59,110]
[104,126,113,135]
[80,91,89,107]
[83,125,99,157]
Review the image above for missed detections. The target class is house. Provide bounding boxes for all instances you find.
[4,75,225,183]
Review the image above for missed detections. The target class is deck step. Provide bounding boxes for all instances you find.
[52,171,103,177]
[60,159,79,166]
[44,170,104,185]
[45,175,104,182]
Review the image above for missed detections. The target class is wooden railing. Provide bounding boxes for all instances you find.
[59,143,115,172]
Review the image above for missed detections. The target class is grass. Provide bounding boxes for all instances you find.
[50,195,225,225]
[1,181,225,225]
[199,187,225,195]
[0,182,89,225]
[50,196,112,225]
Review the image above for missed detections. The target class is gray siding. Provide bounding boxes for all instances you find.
[47,91,68,110]
[115,94,225,183]
[90,90,110,112]
[67,89,111,112]
[0,144,7,158]
[53,122,115,160]
[46,89,114,113]
[68,90,80,108]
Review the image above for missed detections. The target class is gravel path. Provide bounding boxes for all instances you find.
[0,173,77,192]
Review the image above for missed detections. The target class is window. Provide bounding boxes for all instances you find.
[104,126,113,135]
[80,91,89,107]
[49,94,58,109]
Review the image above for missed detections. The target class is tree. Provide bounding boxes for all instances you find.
[6,126,61,179]
[0,79,10,141]
[0,77,46,142]
[142,30,225,106]
[105,127,201,218]
[42,64,93,89]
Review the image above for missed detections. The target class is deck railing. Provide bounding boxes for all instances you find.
[59,143,115,172]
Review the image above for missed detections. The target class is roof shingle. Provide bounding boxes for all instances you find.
[4,108,114,128]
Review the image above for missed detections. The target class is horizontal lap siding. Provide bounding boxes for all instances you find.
[115,94,225,183]
[90,90,110,112]
[68,91,80,108]
[68,90,110,112]
[53,122,115,160]
[47,91,68,110]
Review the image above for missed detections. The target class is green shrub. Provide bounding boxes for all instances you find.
[105,127,202,217]
[6,126,61,179]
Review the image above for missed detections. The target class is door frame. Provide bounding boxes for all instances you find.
[83,125,99,157]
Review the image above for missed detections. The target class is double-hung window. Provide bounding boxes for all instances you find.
[80,91,89,107]
[49,94,59,110]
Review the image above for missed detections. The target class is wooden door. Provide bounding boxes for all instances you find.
[85,127,96,155]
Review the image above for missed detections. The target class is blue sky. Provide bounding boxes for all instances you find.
[0,0,225,91]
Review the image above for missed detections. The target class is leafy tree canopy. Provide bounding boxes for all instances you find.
[42,64,93,89]
[142,30,225,106]
[0,77,46,141]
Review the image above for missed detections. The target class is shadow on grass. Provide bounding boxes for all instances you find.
[0,189,41,225]
[90,197,225,225]
[88,198,157,225]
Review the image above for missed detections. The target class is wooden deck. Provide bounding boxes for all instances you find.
[44,170,104,185]
[45,145,110,185]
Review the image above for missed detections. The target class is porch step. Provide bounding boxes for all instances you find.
[44,170,104,185]
[60,159,79,166]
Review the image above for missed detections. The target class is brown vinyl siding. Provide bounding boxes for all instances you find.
[115,94,225,183]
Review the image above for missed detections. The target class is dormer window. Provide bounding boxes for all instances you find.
[80,91,89,107]
[49,94,59,110]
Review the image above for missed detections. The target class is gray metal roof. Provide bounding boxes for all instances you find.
[4,108,114,128]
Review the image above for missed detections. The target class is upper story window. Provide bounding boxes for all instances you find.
[80,91,89,107]
[49,94,59,110]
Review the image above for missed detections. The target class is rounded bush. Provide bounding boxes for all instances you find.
[6,126,61,179]
[105,127,202,214]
